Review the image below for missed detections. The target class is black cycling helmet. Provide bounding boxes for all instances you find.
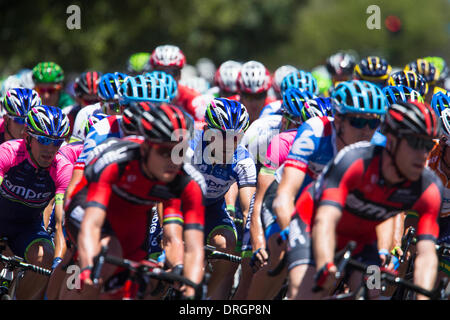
[139,104,193,143]
[122,102,152,134]
[74,71,103,97]
[326,51,356,77]
[382,101,441,138]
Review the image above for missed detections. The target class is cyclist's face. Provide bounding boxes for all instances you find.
[35,83,62,106]
[394,135,432,181]
[338,113,380,145]
[208,129,242,163]
[78,94,101,107]
[145,143,182,182]
[4,115,26,140]
[28,134,60,168]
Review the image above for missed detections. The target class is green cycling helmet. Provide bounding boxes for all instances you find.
[32,62,64,83]
[127,52,151,74]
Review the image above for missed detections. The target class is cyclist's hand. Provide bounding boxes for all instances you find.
[250,248,269,272]
[313,262,337,292]
[78,267,95,292]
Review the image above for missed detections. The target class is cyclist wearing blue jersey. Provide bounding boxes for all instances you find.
[257,81,387,299]
[187,97,256,299]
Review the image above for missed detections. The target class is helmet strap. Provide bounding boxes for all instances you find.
[384,135,408,183]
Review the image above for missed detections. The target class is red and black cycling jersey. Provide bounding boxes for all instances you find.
[66,137,205,261]
[293,141,442,254]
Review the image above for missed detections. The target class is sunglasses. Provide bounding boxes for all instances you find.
[241,92,267,101]
[7,114,26,125]
[28,132,65,147]
[35,84,62,94]
[152,143,176,158]
[402,135,435,152]
[82,97,101,105]
[347,116,381,130]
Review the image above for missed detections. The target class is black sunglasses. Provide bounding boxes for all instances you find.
[402,135,435,152]
[347,116,381,130]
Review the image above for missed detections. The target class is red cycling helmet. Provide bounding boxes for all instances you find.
[150,45,186,69]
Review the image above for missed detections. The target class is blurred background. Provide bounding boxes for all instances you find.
[1,0,449,81]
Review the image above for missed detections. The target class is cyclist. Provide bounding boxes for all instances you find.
[237,60,275,124]
[145,71,178,103]
[243,95,329,300]
[259,70,319,118]
[191,60,242,124]
[353,56,392,88]
[427,95,450,280]
[150,44,201,120]
[127,52,152,76]
[187,97,256,299]
[271,65,297,100]
[63,71,103,138]
[58,105,206,300]
[387,70,429,98]
[0,105,71,299]
[326,51,356,85]
[70,72,128,142]
[423,56,449,89]
[1,88,41,143]
[32,62,75,109]
[287,101,442,300]
[405,58,446,102]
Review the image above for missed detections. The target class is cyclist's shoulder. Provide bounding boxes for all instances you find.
[58,91,76,109]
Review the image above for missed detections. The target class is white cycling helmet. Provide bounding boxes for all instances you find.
[238,60,272,94]
[214,60,242,94]
[150,45,186,68]
[441,107,450,144]
[273,65,297,93]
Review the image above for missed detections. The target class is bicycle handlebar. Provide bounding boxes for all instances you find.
[0,253,52,276]
[204,245,241,263]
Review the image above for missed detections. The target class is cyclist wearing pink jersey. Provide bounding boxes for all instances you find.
[0,106,72,299]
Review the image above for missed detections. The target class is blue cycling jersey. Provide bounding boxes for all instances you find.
[187,130,257,205]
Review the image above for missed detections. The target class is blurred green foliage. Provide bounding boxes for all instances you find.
[1,0,448,75]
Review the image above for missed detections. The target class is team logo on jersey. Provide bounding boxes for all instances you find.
[2,179,52,203]
[290,130,315,157]
[346,193,398,220]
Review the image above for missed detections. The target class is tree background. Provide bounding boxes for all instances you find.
[1,0,449,76]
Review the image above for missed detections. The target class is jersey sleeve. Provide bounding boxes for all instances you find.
[84,163,119,210]
[411,175,443,242]
[75,126,100,170]
[264,132,292,170]
[162,180,205,231]
[54,158,74,194]
[0,141,17,179]
[233,147,257,188]
[284,120,321,173]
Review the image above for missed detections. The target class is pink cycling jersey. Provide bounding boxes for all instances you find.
[58,141,84,165]
[264,129,297,170]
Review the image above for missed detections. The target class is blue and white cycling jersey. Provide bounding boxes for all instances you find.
[74,115,125,170]
[279,116,337,195]
[259,100,283,118]
[239,114,282,166]
[187,130,257,206]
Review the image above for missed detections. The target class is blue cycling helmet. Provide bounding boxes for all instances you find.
[26,105,70,138]
[120,75,170,103]
[145,71,178,101]
[280,70,319,95]
[383,85,424,107]
[98,72,129,101]
[3,88,41,117]
[281,87,316,117]
[332,80,386,115]
[205,98,249,133]
[431,91,450,117]
[305,97,335,117]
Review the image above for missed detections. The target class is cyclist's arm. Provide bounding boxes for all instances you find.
[238,186,256,225]
[375,216,395,257]
[273,166,306,230]
[224,182,239,219]
[414,240,438,299]
[312,204,342,271]
[250,170,275,253]
[411,182,441,299]
[78,206,107,270]
[53,194,67,259]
